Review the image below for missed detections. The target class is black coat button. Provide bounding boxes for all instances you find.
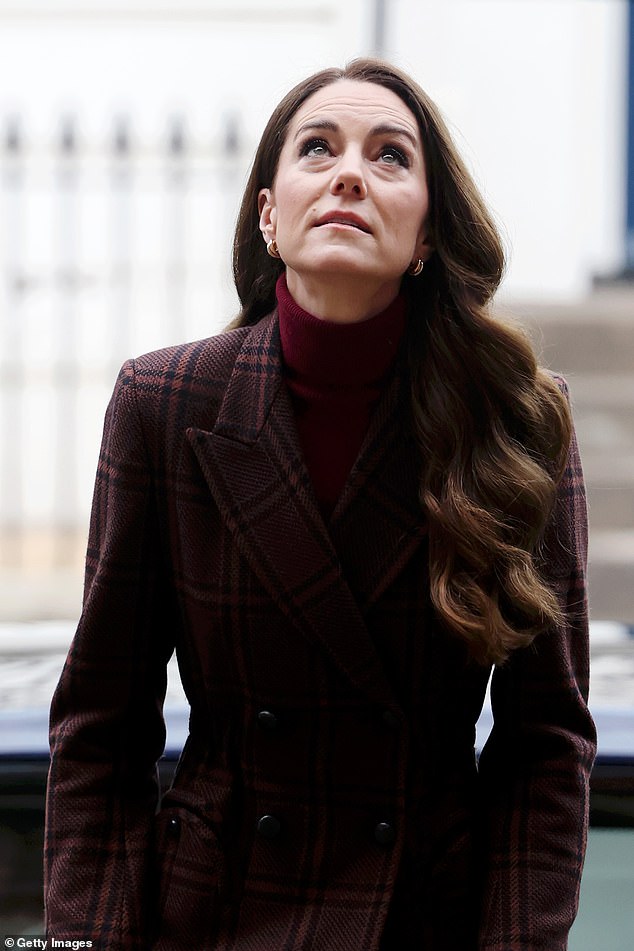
[382,709,399,729]
[256,814,281,839]
[374,821,396,846]
[257,710,279,731]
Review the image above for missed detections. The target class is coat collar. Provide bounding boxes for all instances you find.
[186,311,427,708]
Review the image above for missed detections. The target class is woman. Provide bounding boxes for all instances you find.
[45,58,596,950]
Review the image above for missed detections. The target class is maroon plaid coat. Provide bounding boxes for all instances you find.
[45,310,596,950]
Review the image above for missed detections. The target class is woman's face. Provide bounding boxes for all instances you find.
[258,79,432,318]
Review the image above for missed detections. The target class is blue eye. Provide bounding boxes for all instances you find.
[299,138,331,158]
[379,146,408,167]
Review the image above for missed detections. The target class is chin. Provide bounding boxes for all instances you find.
[296,252,385,279]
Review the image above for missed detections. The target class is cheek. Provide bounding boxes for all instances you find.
[398,189,429,241]
[271,179,307,231]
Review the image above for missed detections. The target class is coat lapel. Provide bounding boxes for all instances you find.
[186,312,426,707]
[328,366,428,611]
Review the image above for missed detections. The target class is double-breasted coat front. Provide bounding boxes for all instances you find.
[44,308,596,950]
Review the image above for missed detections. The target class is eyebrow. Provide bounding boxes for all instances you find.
[294,119,419,149]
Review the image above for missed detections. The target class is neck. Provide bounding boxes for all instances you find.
[285,268,401,324]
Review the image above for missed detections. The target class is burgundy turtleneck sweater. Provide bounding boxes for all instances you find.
[276,274,407,519]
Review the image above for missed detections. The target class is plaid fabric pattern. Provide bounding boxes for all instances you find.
[44,312,596,950]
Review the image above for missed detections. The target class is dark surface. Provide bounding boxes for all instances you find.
[1,707,634,934]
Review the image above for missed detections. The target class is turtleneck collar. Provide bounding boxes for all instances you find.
[275,273,407,388]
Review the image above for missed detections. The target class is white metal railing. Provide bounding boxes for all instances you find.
[0,112,248,581]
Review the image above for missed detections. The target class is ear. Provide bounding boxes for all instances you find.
[414,225,434,263]
[258,187,277,244]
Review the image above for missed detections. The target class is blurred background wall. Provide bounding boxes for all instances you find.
[0,0,632,622]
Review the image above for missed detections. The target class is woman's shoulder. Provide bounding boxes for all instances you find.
[108,325,258,442]
[546,370,569,395]
[537,368,572,406]
[131,325,253,381]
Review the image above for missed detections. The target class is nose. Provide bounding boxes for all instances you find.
[330,151,367,199]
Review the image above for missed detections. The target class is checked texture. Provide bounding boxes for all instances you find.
[45,311,596,950]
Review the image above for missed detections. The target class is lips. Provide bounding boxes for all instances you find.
[315,212,372,234]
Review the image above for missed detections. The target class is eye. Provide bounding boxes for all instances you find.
[378,145,409,168]
[299,137,331,159]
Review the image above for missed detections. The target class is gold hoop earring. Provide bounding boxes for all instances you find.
[267,239,281,259]
[407,259,424,277]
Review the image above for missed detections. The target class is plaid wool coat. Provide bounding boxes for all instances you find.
[45,309,596,951]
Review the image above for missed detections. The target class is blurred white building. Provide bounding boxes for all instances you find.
[0,0,627,306]
[0,0,630,616]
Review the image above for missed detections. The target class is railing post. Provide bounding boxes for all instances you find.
[0,117,25,570]
[53,115,80,565]
[164,115,188,345]
[109,115,133,371]
[372,0,387,57]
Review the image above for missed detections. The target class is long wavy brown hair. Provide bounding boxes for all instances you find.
[230,58,572,666]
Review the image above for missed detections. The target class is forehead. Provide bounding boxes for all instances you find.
[289,79,421,141]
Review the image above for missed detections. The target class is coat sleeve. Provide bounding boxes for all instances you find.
[477,382,597,951]
[44,360,178,949]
